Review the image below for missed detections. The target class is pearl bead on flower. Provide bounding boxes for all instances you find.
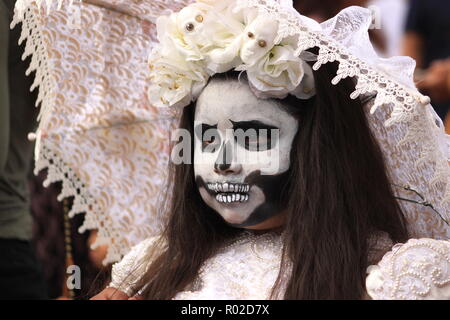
[258,40,267,48]
[186,23,195,32]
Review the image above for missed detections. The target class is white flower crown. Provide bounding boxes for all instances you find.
[147,0,316,109]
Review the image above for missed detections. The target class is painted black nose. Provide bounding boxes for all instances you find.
[214,141,241,175]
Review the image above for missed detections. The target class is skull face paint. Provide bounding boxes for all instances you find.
[194,77,299,228]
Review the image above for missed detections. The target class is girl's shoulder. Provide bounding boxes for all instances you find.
[366,238,450,299]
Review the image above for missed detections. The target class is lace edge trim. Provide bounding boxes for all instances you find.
[12,2,127,265]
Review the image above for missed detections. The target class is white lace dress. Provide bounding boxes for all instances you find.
[109,231,286,299]
[366,238,450,299]
[108,232,450,300]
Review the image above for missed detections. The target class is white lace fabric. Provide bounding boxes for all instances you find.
[84,0,191,23]
[366,238,450,300]
[176,232,285,300]
[11,0,450,267]
[109,233,450,300]
[109,232,285,299]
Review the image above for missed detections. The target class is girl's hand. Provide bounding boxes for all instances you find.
[90,287,129,300]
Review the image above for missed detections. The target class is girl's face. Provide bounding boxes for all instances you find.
[193,78,299,228]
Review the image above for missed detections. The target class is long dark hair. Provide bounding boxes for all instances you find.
[133,59,408,300]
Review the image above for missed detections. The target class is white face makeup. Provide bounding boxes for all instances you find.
[194,77,299,227]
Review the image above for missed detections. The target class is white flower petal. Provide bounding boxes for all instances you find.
[246,44,307,99]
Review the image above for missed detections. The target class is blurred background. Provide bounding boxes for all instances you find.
[0,0,449,299]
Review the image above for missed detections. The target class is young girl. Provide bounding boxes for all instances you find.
[97,64,414,299]
[13,0,449,300]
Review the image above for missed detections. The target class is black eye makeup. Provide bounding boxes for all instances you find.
[195,123,221,152]
[195,120,279,153]
[231,120,279,151]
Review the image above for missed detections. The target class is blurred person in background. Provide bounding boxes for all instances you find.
[402,0,450,128]
[294,0,367,22]
[0,0,47,299]
[29,172,111,299]
[368,0,408,57]
[417,58,450,132]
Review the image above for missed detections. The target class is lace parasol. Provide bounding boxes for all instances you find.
[12,0,194,264]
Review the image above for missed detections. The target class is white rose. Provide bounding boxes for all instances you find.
[148,49,208,109]
[156,4,244,73]
[196,2,246,73]
[243,45,308,99]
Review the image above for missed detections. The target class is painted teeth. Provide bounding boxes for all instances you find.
[207,182,250,194]
[215,193,249,203]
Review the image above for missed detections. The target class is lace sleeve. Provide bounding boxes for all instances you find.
[108,236,163,296]
[366,238,450,300]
